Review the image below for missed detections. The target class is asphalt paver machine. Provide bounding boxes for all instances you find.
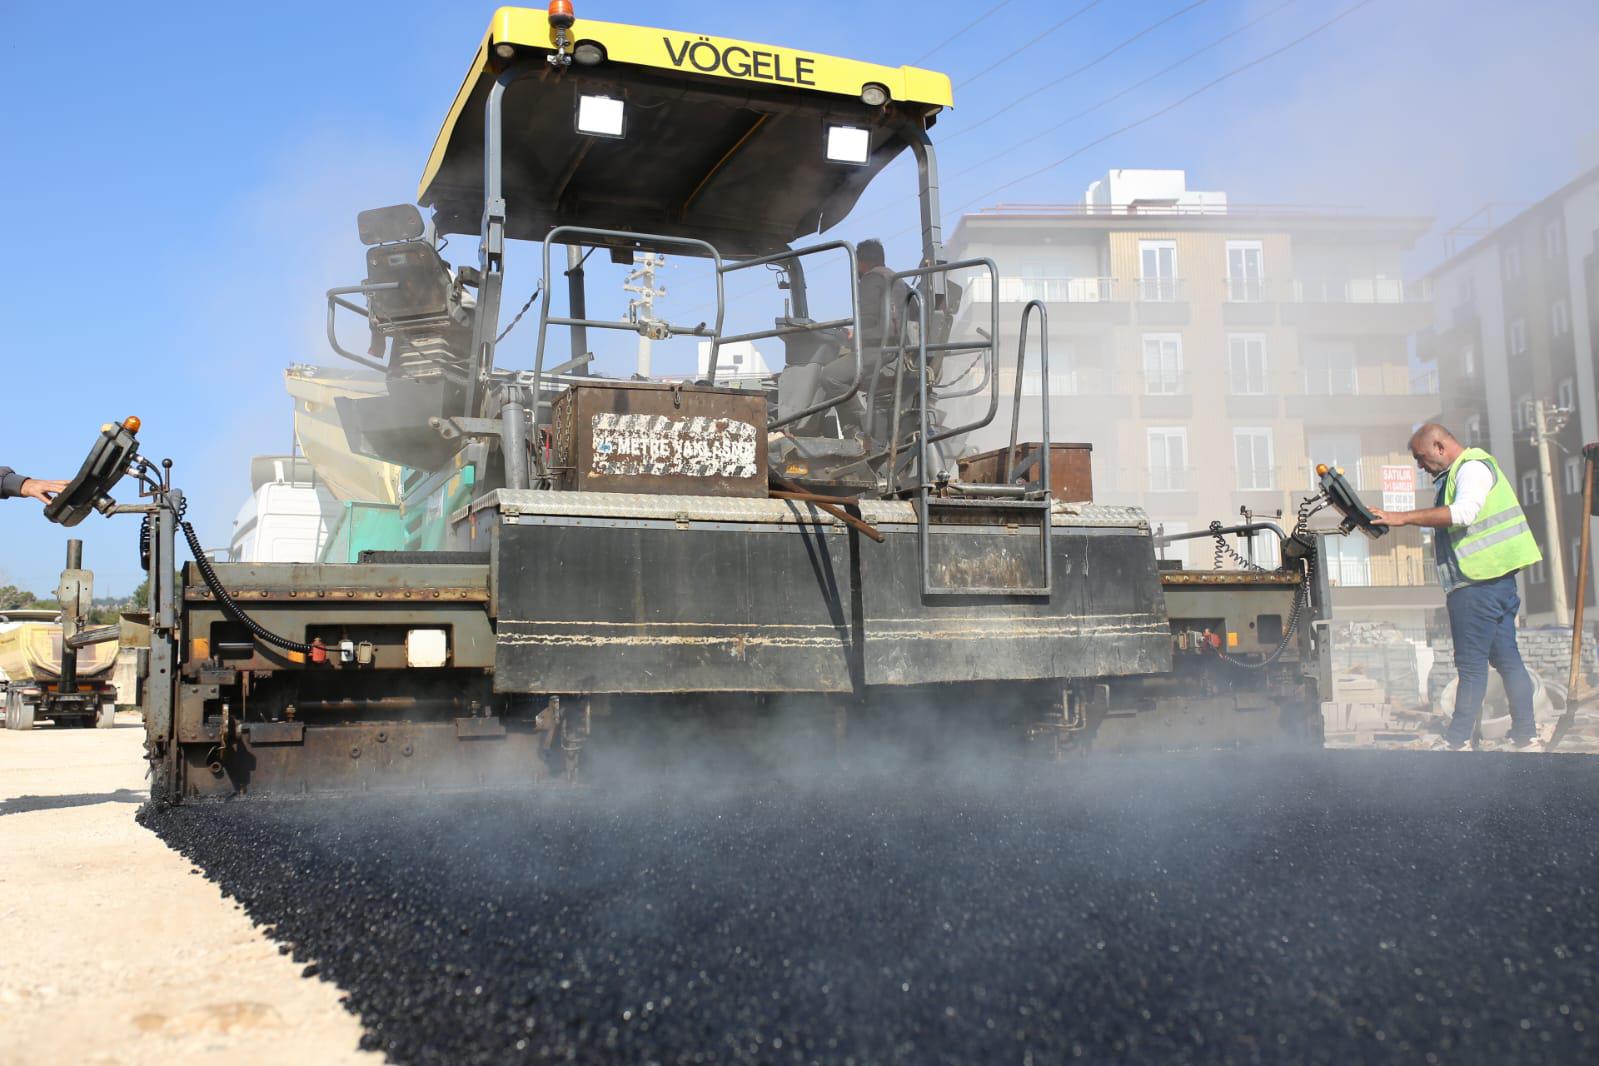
[46,5,1383,801]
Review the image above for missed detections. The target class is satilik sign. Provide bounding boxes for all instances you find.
[1381,464,1417,511]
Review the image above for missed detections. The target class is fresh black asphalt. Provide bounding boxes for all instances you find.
[142,752,1599,1063]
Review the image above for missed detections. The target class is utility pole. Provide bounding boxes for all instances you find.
[1533,399,1572,625]
[624,252,667,378]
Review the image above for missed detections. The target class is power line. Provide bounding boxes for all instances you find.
[945,0,1299,180]
[956,0,1108,89]
[931,0,1380,228]
[944,0,1217,145]
[912,0,1019,65]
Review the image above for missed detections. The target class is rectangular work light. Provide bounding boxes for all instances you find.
[825,124,871,166]
[576,94,625,138]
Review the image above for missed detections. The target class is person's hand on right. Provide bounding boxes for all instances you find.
[18,478,68,505]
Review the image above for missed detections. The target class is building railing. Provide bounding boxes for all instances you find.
[1293,278,1430,304]
[1323,554,1439,588]
[1142,370,1185,395]
[1147,466,1194,492]
[971,276,1118,303]
[1136,276,1185,303]
[1224,276,1269,303]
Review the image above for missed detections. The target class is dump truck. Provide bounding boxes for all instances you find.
[42,5,1389,801]
[1,545,119,730]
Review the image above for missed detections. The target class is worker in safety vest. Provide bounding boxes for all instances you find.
[1372,423,1544,751]
[0,467,66,505]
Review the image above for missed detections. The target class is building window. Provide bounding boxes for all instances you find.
[1156,521,1191,568]
[1509,317,1528,355]
[1020,344,1075,396]
[1575,538,1586,578]
[1138,240,1179,301]
[1234,428,1275,491]
[1521,470,1540,506]
[1142,334,1183,394]
[1305,342,1357,395]
[1466,415,1483,446]
[1528,559,1546,585]
[1553,299,1571,337]
[1226,241,1265,302]
[1546,221,1565,259]
[1323,533,1371,587]
[1559,377,1575,411]
[1308,434,1363,489]
[1458,276,1475,307]
[1148,428,1189,492]
[1462,343,1476,378]
[1504,244,1522,280]
[1567,456,1585,495]
[1515,393,1534,430]
[1228,334,1267,395]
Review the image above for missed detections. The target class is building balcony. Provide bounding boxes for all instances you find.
[1285,391,1437,427]
[1134,277,1190,326]
[1221,276,1277,325]
[971,276,1131,334]
[1285,278,1432,334]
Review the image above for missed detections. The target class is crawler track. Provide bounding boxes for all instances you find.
[143,752,1599,1064]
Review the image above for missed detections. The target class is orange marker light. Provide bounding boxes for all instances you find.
[123,416,142,434]
[548,0,574,28]
[1316,463,1328,476]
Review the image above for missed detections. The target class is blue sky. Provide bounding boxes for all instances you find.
[3,0,1597,595]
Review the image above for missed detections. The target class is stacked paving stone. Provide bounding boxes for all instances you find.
[1426,626,1598,708]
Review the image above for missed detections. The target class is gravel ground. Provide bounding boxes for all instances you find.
[142,752,1599,1064]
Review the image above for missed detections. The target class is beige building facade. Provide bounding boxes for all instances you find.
[946,171,1439,623]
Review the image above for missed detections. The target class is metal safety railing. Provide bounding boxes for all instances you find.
[526,226,868,472]
[889,257,1055,597]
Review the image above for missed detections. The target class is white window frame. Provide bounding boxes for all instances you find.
[1504,244,1522,280]
[1516,394,1534,430]
[1138,240,1179,302]
[1509,317,1528,355]
[1225,241,1265,302]
[1142,333,1184,395]
[1559,378,1575,411]
[1528,559,1546,584]
[1567,456,1584,496]
[1462,343,1476,377]
[1233,427,1275,491]
[1546,221,1565,259]
[1521,470,1540,505]
[1553,299,1571,337]
[1227,333,1268,395]
[1020,343,1076,396]
[1305,342,1357,396]
[1147,427,1189,493]
[1307,434,1363,489]
[1466,415,1483,447]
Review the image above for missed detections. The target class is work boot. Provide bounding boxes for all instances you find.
[1417,735,1469,752]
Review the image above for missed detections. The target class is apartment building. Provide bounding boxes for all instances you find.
[947,169,1438,623]
[1424,163,1599,624]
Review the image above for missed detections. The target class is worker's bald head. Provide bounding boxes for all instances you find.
[1409,423,1463,476]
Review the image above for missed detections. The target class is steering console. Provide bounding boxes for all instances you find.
[1315,463,1387,538]
[44,418,143,528]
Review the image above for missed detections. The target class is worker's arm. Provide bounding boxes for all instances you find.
[1372,461,1493,528]
[0,467,68,504]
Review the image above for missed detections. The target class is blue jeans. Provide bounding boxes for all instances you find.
[1446,573,1537,745]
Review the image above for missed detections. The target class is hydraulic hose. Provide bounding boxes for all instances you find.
[179,519,316,655]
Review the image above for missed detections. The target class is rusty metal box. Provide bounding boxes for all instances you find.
[549,381,769,497]
[957,442,1093,503]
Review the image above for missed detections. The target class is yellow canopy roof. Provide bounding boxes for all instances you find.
[417,6,954,255]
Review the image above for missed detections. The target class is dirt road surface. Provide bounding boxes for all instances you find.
[0,715,376,1066]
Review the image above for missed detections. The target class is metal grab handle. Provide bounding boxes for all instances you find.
[892,257,1003,448]
[325,283,399,374]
